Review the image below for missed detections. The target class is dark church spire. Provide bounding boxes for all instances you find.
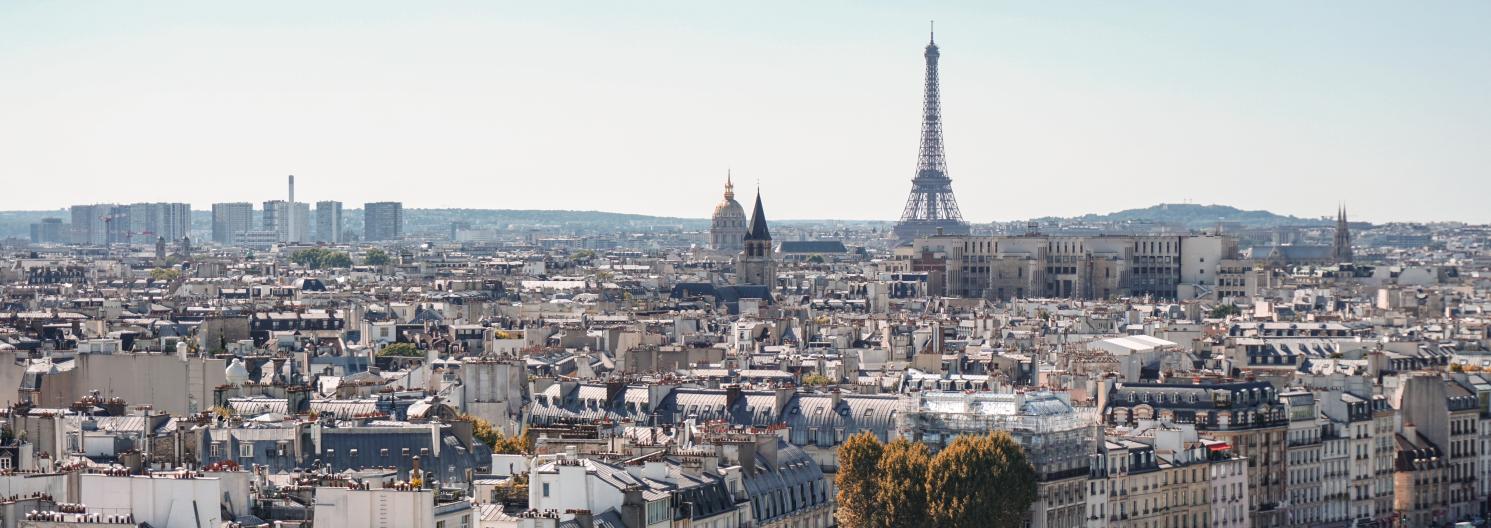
[745,190,771,241]
[1333,203,1354,263]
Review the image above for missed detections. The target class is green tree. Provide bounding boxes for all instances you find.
[925,432,1038,528]
[835,431,885,528]
[292,248,353,269]
[322,251,352,268]
[365,248,390,266]
[377,342,422,357]
[291,248,322,268]
[1209,304,1242,318]
[802,373,834,386]
[148,268,181,281]
[874,438,931,528]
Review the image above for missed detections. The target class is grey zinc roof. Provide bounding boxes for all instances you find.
[229,398,289,416]
[529,383,898,446]
[310,399,380,419]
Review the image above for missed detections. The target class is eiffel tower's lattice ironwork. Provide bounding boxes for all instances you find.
[893,26,970,242]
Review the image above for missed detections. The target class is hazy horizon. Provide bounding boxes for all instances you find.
[3,1,1487,223]
[0,201,1351,226]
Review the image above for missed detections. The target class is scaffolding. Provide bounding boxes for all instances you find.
[898,390,1099,480]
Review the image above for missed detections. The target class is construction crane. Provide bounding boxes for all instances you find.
[98,215,156,243]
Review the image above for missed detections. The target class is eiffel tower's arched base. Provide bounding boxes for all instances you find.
[892,219,970,243]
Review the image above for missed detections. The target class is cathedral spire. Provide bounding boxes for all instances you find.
[1333,203,1353,263]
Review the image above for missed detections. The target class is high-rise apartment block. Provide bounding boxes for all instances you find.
[364,202,403,241]
[29,218,65,244]
[121,202,191,242]
[263,200,288,242]
[316,200,343,244]
[290,202,310,242]
[68,203,125,245]
[211,202,255,244]
[263,200,309,243]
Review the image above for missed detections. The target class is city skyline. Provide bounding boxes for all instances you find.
[2,1,1488,223]
[3,5,1489,528]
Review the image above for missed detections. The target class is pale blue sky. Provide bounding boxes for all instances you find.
[2,1,1487,222]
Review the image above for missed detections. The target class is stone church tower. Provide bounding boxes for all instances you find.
[735,190,776,287]
[1333,204,1354,263]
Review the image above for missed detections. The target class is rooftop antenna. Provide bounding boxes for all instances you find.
[929,20,935,43]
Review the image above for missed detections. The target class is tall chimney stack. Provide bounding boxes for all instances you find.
[288,175,297,243]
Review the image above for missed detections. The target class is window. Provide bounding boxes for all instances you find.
[542,483,550,497]
[240,443,254,458]
[647,499,670,524]
[0,457,10,470]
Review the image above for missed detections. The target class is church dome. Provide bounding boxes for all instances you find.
[710,173,748,251]
[713,196,746,224]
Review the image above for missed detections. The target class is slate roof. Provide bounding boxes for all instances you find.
[777,241,847,254]
[745,192,770,241]
[741,441,829,523]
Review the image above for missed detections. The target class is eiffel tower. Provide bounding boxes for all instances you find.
[893,25,970,243]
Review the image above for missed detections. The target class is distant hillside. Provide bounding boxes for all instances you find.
[0,208,709,239]
[0,203,1324,239]
[1039,203,1328,229]
[402,208,703,227]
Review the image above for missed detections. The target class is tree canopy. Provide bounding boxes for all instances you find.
[291,248,353,269]
[801,373,834,386]
[364,248,391,266]
[835,431,884,528]
[148,268,181,281]
[466,415,528,454]
[925,433,1038,528]
[377,342,422,357]
[1209,303,1242,318]
[874,438,931,528]
[835,432,1038,528]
